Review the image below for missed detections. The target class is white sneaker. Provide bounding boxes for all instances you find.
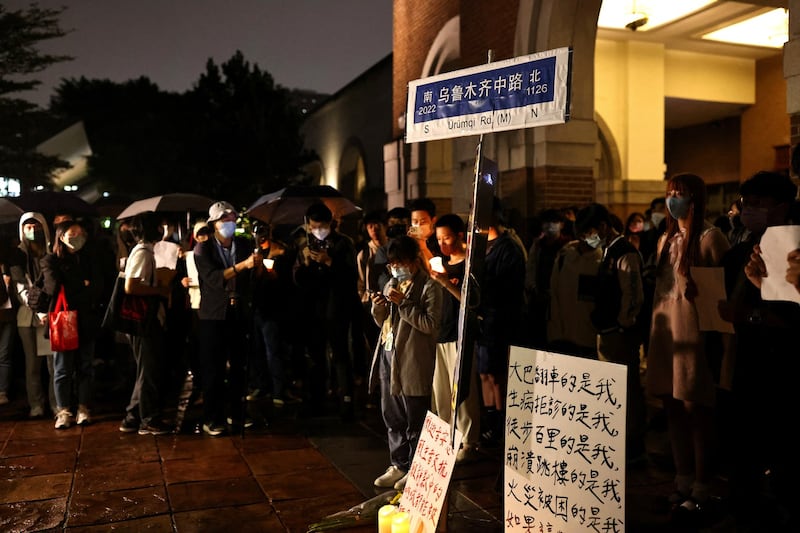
[29,406,45,418]
[55,409,73,430]
[0,391,9,405]
[374,465,406,488]
[76,405,91,425]
[394,473,409,491]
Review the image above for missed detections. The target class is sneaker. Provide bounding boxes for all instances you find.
[76,405,91,426]
[54,409,72,430]
[29,405,45,418]
[0,391,8,405]
[374,465,406,488]
[202,423,226,437]
[119,415,140,433]
[138,421,172,436]
[394,473,409,491]
[226,417,254,428]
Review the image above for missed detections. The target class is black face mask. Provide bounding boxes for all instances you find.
[386,224,408,239]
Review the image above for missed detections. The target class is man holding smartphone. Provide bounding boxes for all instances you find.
[294,202,359,421]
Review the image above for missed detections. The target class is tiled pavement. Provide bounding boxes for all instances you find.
[0,379,730,532]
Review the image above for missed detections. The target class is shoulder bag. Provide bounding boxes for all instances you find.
[102,273,159,337]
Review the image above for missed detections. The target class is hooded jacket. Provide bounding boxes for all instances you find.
[9,212,52,327]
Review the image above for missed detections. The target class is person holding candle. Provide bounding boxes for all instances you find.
[369,235,441,491]
[249,228,297,408]
[429,213,481,463]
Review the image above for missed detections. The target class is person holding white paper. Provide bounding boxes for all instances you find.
[646,173,729,520]
[718,171,800,530]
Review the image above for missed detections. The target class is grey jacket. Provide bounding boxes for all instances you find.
[368,267,441,396]
[10,212,51,328]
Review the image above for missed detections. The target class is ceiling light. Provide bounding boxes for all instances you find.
[702,8,788,49]
[598,0,715,32]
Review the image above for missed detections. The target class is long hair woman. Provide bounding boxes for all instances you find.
[41,220,103,429]
[646,173,730,518]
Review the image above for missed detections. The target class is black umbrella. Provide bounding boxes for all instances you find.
[246,185,361,225]
[11,191,98,219]
[0,198,25,225]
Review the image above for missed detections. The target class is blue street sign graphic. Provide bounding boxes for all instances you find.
[405,47,571,143]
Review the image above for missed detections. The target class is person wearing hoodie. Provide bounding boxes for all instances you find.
[8,212,56,418]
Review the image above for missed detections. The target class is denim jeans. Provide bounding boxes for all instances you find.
[252,313,284,398]
[53,340,95,410]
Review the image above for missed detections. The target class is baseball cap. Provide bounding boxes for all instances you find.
[193,221,211,238]
[207,201,236,223]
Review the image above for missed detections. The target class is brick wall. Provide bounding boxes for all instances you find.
[460,0,519,66]
[533,166,595,212]
[393,0,460,139]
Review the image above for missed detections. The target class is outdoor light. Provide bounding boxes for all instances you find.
[702,8,788,49]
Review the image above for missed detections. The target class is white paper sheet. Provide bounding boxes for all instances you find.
[690,266,735,333]
[153,241,180,270]
[759,225,800,304]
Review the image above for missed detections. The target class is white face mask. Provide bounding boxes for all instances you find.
[650,212,666,228]
[583,233,603,249]
[390,265,412,282]
[311,227,330,241]
[218,221,236,239]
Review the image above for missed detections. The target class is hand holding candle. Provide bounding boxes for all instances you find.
[264,258,275,270]
[429,256,445,273]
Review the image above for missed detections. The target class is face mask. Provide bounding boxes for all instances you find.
[643,221,652,231]
[390,265,412,282]
[23,228,41,241]
[311,227,330,241]
[64,234,86,252]
[543,223,561,237]
[218,221,236,239]
[739,207,769,234]
[666,197,691,220]
[650,212,666,228]
[583,233,602,249]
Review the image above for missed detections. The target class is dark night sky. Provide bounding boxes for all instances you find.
[6,0,393,106]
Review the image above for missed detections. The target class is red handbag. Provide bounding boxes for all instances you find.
[49,287,79,352]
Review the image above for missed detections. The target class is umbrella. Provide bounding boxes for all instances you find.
[0,198,25,224]
[11,191,98,218]
[117,193,214,220]
[246,185,361,225]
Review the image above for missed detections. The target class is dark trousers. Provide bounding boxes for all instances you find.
[306,313,353,403]
[379,349,430,472]
[197,310,247,426]
[126,327,164,426]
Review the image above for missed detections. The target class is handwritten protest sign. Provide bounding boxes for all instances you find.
[399,411,460,533]
[504,346,627,532]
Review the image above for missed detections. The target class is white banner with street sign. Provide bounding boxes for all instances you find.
[405,47,572,143]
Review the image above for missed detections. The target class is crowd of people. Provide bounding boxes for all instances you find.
[0,168,799,529]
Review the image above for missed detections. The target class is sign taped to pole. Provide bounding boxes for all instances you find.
[405,47,572,143]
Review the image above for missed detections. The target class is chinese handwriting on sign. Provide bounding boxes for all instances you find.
[504,347,627,532]
[399,411,459,533]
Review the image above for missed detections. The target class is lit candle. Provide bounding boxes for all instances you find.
[429,256,444,273]
[391,511,410,533]
[378,504,397,533]
[264,258,275,270]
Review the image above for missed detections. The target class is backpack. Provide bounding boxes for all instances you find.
[590,236,643,332]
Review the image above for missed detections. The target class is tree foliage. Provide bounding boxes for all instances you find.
[0,3,72,189]
[52,50,311,208]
